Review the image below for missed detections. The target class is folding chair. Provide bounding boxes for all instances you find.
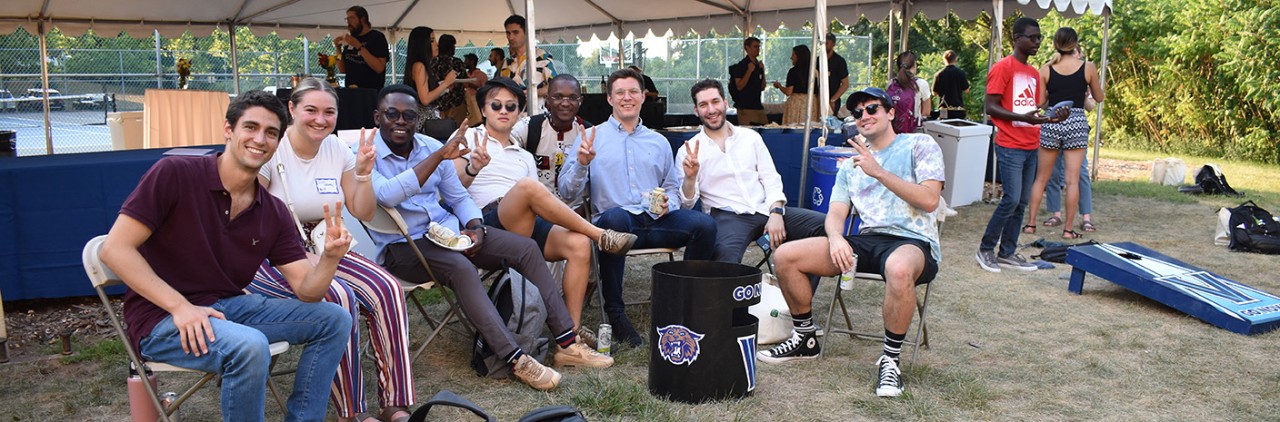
[359,205,473,363]
[82,235,290,421]
[823,202,947,366]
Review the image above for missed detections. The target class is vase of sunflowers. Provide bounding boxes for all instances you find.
[318,53,339,87]
[176,58,192,89]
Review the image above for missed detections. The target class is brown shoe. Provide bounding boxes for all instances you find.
[512,354,561,391]
[576,326,599,349]
[554,342,615,369]
[598,229,638,255]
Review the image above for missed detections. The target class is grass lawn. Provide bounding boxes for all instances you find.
[2,151,1278,421]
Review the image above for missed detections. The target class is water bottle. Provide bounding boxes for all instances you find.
[127,362,159,422]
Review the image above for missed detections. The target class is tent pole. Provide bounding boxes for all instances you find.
[985,0,1004,201]
[900,1,911,53]
[1092,12,1110,181]
[39,19,52,155]
[388,29,398,84]
[800,0,827,207]
[154,31,163,89]
[886,5,895,82]
[303,37,310,75]
[229,22,241,95]
[526,0,539,114]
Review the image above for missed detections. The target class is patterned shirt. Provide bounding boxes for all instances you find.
[429,55,467,110]
[501,47,558,111]
[831,133,945,261]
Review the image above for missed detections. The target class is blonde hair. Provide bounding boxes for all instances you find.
[289,77,338,109]
[1046,27,1080,66]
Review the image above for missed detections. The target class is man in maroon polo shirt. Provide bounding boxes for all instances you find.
[99,91,353,422]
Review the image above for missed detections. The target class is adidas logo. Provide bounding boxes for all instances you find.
[1013,86,1037,107]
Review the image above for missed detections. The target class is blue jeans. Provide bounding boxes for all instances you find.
[594,208,717,314]
[139,294,352,422]
[1045,150,1093,215]
[980,145,1038,257]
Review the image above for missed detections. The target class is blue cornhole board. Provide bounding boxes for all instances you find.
[1067,242,1280,335]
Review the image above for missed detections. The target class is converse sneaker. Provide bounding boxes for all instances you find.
[554,342,614,369]
[575,326,598,349]
[512,354,561,391]
[598,229,638,255]
[757,331,820,363]
[875,355,903,397]
[975,250,1001,273]
[996,253,1038,272]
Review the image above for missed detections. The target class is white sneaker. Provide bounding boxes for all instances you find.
[875,355,903,397]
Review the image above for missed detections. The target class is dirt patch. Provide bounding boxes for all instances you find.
[2,296,120,361]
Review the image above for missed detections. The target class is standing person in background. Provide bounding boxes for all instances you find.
[728,37,768,126]
[1025,28,1104,239]
[932,50,970,120]
[1043,46,1098,234]
[975,17,1064,273]
[334,6,388,89]
[887,51,927,134]
[825,33,851,115]
[401,27,457,135]
[430,34,468,125]
[502,15,558,112]
[486,48,506,78]
[628,66,660,99]
[463,53,490,126]
[774,45,818,125]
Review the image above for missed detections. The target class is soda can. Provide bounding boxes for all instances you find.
[648,187,666,215]
[597,323,612,356]
[839,253,858,290]
[160,392,181,421]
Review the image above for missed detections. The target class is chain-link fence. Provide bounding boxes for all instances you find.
[1,28,871,156]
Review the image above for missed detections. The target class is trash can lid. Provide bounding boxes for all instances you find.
[809,145,856,158]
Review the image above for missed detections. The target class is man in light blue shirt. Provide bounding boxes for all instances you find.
[370,85,613,391]
[559,69,717,348]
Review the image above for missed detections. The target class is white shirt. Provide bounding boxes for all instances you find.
[510,114,585,197]
[464,125,537,208]
[676,123,787,215]
[259,133,355,222]
[915,77,932,124]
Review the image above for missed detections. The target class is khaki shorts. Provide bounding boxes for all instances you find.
[736,108,768,126]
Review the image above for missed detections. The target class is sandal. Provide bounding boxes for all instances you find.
[1080,220,1097,232]
[381,407,412,422]
[1062,229,1083,239]
[1022,224,1037,234]
[1043,215,1063,227]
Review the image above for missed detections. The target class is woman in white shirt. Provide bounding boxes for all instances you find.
[246,78,413,422]
[452,78,637,342]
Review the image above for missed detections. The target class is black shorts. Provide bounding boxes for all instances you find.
[842,233,938,285]
[482,209,555,252]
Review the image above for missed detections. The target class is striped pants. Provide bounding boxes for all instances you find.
[247,251,413,417]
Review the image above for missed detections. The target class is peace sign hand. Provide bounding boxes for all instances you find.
[576,126,597,165]
[682,139,700,179]
[321,201,352,258]
[354,128,376,176]
[437,118,472,161]
[847,134,885,179]
[468,129,491,171]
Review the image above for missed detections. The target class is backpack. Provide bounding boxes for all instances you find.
[518,405,588,422]
[1181,164,1241,196]
[524,113,591,157]
[1032,239,1100,263]
[471,267,550,378]
[1227,201,1280,254]
[407,390,496,422]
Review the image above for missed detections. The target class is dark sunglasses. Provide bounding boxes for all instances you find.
[380,108,418,122]
[851,104,884,119]
[489,102,519,112]
[1016,33,1044,42]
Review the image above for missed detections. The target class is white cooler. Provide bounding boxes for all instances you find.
[924,119,992,207]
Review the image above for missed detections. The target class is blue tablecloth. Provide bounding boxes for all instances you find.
[658,128,846,208]
[0,146,223,300]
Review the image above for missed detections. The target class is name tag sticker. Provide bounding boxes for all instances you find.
[315,178,340,195]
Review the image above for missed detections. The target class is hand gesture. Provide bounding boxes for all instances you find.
[746,60,757,74]
[1022,109,1051,125]
[828,237,856,274]
[681,139,700,180]
[847,134,886,179]
[765,213,787,249]
[321,202,352,258]
[171,303,226,357]
[576,126,597,165]
[354,128,376,176]
[468,129,491,171]
[437,118,473,160]
[772,81,783,90]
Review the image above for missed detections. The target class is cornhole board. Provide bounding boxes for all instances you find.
[1067,242,1280,335]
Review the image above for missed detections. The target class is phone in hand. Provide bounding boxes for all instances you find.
[1046,100,1074,119]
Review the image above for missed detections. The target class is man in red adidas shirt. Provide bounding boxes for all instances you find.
[976,17,1067,273]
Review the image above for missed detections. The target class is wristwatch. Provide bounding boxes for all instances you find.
[770,207,786,216]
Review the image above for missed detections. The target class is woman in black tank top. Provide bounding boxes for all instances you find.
[1024,27,1106,239]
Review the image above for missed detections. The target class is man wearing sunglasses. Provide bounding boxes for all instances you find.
[368,84,607,391]
[976,17,1065,273]
[760,86,944,399]
[559,68,718,348]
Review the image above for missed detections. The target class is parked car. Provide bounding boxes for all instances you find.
[0,90,16,112]
[22,88,65,111]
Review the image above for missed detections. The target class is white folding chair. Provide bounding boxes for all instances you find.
[359,205,473,363]
[82,235,289,421]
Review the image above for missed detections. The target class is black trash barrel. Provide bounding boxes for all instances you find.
[0,130,15,158]
[649,261,761,403]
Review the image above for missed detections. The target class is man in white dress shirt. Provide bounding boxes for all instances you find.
[677,79,826,263]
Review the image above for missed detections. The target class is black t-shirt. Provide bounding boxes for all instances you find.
[341,29,390,90]
[728,57,765,110]
[642,74,659,95]
[786,66,810,93]
[933,65,970,108]
[827,52,849,98]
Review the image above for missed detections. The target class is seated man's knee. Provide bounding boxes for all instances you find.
[514,177,545,195]
[220,329,272,373]
[595,208,631,231]
[564,231,592,260]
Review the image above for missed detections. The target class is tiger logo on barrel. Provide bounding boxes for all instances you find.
[656,324,705,365]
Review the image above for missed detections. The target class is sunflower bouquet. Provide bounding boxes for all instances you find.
[318,53,340,87]
[176,58,192,89]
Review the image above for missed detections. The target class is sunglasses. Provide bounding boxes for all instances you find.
[549,94,582,103]
[380,108,418,123]
[1016,33,1044,42]
[851,104,884,119]
[489,101,519,112]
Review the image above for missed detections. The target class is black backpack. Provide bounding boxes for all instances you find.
[1032,239,1100,263]
[471,266,550,378]
[1181,164,1241,196]
[518,405,588,422]
[1227,201,1280,254]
